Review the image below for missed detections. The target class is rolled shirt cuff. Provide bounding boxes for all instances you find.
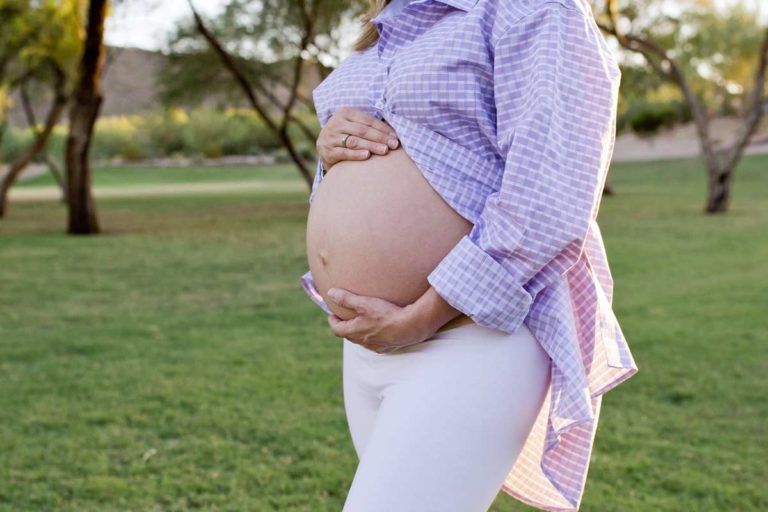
[426,234,533,335]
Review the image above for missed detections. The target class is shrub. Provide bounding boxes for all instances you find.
[143,108,189,157]
[0,106,319,163]
[93,116,148,161]
[0,128,34,162]
[0,126,66,163]
[618,100,693,138]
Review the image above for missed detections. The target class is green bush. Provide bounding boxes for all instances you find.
[0,129,34,162]
[618,100,693,137]
[93,116,148,161]
[0,107,318,163]
[143,109,189,157]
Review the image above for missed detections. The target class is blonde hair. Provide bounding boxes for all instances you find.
[352,0,389,52]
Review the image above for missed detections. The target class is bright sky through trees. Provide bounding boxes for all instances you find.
[106,0,226,50]
[107,0,766,53]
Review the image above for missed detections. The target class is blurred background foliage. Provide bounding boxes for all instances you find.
[0,107,320,162]
[2,0,765,165]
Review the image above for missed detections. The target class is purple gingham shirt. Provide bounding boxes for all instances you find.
[300,1,638,509]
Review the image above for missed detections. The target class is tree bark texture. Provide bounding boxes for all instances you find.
[66,0,108,234]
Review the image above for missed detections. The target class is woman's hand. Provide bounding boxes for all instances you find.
[317,107,400,172]
[325,287,432,354]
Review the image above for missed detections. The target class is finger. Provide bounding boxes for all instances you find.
[340,135,390,155]
[323,114,397,153]
[318,129,369,161]
[327,314,349,338]
[328,313,364,338]
[330,123,396,152]
[328,147,371,162]
[328,288,369,315]
[342,110,399,141]
[341,122,400,150]
[340,115,399,149]
[318,126,374,155]
[330,106,393,138]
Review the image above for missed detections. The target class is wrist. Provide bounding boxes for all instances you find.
[405,286,464,338]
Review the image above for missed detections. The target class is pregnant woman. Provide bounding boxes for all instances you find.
[299,0,638,510]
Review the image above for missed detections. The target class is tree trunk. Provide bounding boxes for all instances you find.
[705,166,733,213]
[598,6,768,215]
[0,84,68,217]
[66,0,108,235]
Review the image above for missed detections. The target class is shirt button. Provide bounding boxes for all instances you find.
[375,100,385,109]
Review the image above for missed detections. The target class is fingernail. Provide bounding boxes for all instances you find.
[328,288,340,302]
[388,138,399,149]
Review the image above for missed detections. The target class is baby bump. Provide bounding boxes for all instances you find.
[305,147,473,320]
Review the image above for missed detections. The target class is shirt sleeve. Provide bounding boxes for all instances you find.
[426,4,620,335]
[308,156,324,205]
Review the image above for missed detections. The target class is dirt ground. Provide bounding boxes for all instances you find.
[612,116,768,162]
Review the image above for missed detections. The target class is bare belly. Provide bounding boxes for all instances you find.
[305,147,473,320]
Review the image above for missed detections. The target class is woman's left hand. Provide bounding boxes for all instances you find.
[326,288,430,353]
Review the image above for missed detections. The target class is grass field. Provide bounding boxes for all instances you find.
[15,163,302,188]
[1,155,766,511]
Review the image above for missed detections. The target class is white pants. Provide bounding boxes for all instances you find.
[342,321,552,512]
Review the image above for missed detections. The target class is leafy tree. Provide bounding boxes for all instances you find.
[163,0,361,188]
[0,0,81,217]
[596,0,768,213]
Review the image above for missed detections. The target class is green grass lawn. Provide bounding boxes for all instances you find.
[1,155,766,511]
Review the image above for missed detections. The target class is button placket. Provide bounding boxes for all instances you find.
[372,30,399,116]
[372,61,393,116]
[370,33,395,117]
[371,10,435,117]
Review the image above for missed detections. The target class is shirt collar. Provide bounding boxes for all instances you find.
[371,0,478,24]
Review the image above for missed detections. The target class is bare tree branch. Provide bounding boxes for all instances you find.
[1,66,68,217]
[722,27,768,171]
[187,1,278,132]
[20,73,67,197]
[19,80,38,127]
[278,0,316,134]
[187,0,314,186]
[599,2,716,163]
[598,0,767,212]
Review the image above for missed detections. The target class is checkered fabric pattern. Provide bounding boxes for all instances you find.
[300,1,638,509]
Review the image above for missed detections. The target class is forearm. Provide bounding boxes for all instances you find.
[405,285,464,338]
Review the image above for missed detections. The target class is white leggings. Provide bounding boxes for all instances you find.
[341,321,552,512]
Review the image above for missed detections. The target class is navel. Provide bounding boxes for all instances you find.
[318,247,330,267]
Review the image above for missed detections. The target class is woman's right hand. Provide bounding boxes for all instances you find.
[316,107,400,172]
